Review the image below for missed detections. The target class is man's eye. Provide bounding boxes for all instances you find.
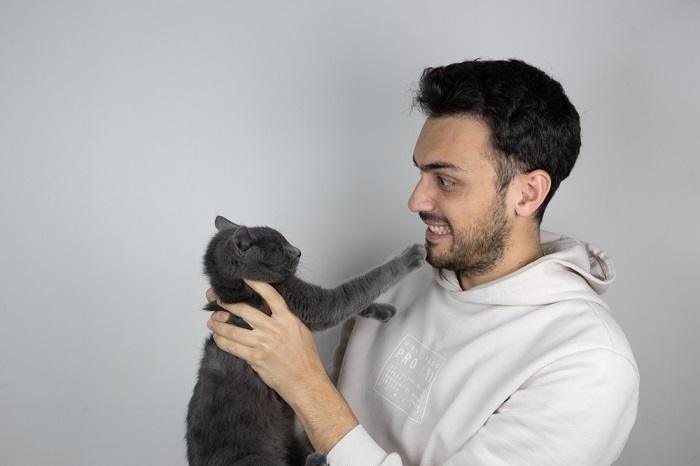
[437,176,455,188]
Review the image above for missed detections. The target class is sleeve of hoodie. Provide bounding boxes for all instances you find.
[327,348,639,466]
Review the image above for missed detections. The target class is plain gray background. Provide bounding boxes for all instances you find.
[1,1,698,465]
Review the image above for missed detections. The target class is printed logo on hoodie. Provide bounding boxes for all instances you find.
[373,334,446,423]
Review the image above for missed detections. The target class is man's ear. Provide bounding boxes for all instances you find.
[513,170,551,218]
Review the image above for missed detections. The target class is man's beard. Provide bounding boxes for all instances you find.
[425,191,511,276]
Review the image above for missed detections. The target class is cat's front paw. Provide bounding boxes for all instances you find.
[202,300,225,312]
[305,452,328,466]
[401,244,426,269]
[359,303,396,322]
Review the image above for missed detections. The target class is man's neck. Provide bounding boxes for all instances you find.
[458,228,543,290]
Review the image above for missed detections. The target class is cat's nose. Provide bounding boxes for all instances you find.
[291,247,301,258]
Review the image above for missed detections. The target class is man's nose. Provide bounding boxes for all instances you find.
[408,176,434,213]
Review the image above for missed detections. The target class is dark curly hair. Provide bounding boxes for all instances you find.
[413,58,581,224]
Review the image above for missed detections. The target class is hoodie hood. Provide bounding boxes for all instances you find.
[434,230,616,310]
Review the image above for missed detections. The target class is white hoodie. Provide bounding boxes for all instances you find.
[329,230,639,466]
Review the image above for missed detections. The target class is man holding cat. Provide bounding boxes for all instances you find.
[207,58,639,465]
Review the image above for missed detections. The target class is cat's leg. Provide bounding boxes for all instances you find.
[203,299,254,330]
[305,452,328,466]
[298,244,425,330]
[288,416,316,465]
[358,302,396,322]
[329,319,356,385]
[202,300,224,312]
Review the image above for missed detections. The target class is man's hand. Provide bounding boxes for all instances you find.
[206,279,326,400]
[205,280,360,453]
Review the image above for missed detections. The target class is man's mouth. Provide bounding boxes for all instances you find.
[420,213,452,240]
[427,224,452,235]
[425,222,453,244]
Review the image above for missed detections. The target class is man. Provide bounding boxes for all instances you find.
[207,58,640,465]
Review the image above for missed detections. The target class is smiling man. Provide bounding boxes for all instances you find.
[409,115,545,290]
[208,58,640,465]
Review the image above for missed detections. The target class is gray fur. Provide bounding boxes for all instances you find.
[186,216,425,465]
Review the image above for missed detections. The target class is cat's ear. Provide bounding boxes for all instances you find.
[233,226,254,252]
[215,215,239,232]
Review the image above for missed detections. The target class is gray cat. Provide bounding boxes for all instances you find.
[186,216,425,466]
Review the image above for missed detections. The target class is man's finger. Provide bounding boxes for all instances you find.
[243,279,288,317]
[209,319,259,347]
[206,288,217,302]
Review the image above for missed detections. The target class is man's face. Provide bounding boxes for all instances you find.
[408,115,513,275]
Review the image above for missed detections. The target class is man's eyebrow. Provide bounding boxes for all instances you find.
[412,154,465,172]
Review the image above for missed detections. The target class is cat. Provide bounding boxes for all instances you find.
[186,215,425,466]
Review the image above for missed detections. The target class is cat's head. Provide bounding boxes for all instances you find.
[204,215,301,284]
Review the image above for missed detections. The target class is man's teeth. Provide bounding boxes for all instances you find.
[428,225,451,235]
